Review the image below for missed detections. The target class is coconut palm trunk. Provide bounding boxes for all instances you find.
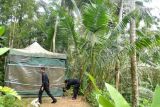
[115,0,123,90]
[130,0,139,107]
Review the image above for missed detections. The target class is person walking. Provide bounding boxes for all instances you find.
[38,67,57,104]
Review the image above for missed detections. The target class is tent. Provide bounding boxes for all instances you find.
[4,42,66,97]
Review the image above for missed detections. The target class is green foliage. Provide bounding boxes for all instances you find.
[83,0,109,33]
[97,94,114,107]
[0,0,39,48]
[139,98,152,107]
[0,95,23,107]
[0,48,10,56]
[85,72,100,93]
[0,1,160,107]
[0,86,22,107]
[105,83,130,107]
[108,8,143,44]
[151,86,160,107]
[87,73,160,107]
[136,37,152,50]
[86,91,99,107]
[0,86,21,100]
[57,6,77,50]
[43,3,78,52]
[2,94,22,107]
[0,26,5,36]
[0,26,5,47]
[86,72,129,107]
[136,30,160,51]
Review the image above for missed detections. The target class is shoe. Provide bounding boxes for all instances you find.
[38,101,42,104]
[51,99,57,103]
[72,97,76,100]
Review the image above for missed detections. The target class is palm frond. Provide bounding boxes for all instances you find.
[136,2,154,28]
[136,31,160,50]
[106,5,155,48]
[136,37,152,50]
[108,9,137,43]
[82,2,109,33]
[56,6,78,50]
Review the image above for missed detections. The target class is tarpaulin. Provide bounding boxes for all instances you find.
[5,42,66,97]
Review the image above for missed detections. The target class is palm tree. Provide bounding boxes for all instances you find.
[53,1,157,106]
[115,0,124,90]
[129,1,138,106]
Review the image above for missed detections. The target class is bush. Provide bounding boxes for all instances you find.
[0,94,23,107]
[0,86,22,107]
[86,91,98,107]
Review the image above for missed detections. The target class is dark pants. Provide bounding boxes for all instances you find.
[73,84,80,99]
[38,84,56,103]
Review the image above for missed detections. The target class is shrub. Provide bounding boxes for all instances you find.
[0,86,22,107]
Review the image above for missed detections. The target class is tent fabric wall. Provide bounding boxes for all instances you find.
[4,42,66,97]
[8,55,66,67]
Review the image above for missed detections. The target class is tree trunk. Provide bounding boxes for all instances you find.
[52,0,62,52]
[71,0,82,24]
[11,17,16,48]
[118,0,123,23]
[52,16,59,52]
[115,59,120,90]
[115,0,123,90]
[9,15,13,48]
[130,0,139,107]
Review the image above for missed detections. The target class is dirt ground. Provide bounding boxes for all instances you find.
[41,96,90,107]
[23,96,91,107]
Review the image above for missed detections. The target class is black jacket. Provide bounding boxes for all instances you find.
[65,79,80,90]
[42,72,49,86]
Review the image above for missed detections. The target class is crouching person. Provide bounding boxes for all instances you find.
[63,79,80,100]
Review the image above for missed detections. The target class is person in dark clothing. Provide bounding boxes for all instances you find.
[38,67,57,104]
[63,79,80,100]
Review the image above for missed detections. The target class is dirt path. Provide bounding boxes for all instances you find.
[40,96,90,107]
[23,96,91,107]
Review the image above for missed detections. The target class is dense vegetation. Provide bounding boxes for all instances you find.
[0,0,160,107]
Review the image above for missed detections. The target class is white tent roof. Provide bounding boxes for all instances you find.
[9,42,66,59]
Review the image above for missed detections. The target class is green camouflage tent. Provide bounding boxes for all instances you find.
[4,42,66,97]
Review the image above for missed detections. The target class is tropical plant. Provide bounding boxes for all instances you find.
[0,86,21,100]
[0,26,5,36]
[0,86,22,107]
[87,72,160,107]
[0,26,5,47]
[0,0,160,107]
